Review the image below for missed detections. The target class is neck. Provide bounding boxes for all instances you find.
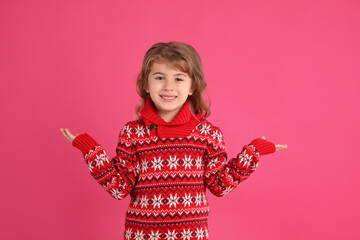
[157,109,180,123]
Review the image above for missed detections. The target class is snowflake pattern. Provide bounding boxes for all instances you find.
[125,228,133,240]
[135,162,141,175]
[168,156,180,170]
[207,157,219,169]
[195,228,204,240]
[94,153,108,167]
[110,188,124,199]
[238,150,253,167]
[88,162,94,172]
[123,227,209,240]
[151,157,164,171]
[135,125,146,137]
[151,194,164,208]
[167,194,179,208]
[221,186,234,196]
[149,230,161,240]
[195,156,202,169]
[211,130,223,143]
[181,228,192,240]
[121,125,132,138]
[134,230,145,240]
[195,193,202,206]
[183,193,192,207]
[247,144,256,152]
[136,154,207,172]
[84,119,264,240]
[141,159,149,173]
[204,229,209,239]
[183,155,193,169]
[133,192,209,209]
[130,153,216,175]
[199,123,211,135]
[116,156,126,166]
[202,193,207,205]
[140,195,149,208]
[165,230,177,240]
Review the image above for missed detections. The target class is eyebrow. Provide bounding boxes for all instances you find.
[152,72,187,77]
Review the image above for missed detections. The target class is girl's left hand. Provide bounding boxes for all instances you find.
[260,136,287,151]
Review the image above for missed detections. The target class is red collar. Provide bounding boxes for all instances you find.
[140,97,204,138]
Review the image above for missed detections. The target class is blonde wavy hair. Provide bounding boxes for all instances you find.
[135,41,211,119]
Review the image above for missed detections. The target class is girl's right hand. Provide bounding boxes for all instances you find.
[60,128,79,143]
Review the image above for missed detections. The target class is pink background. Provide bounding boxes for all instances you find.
[1,0,359,239]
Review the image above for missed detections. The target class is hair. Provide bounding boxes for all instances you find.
[135,41,211,119]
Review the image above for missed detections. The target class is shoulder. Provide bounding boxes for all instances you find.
[193,119,226,147]
[195,119,224,136]
[121,119,145,130]
[119,119,146,139]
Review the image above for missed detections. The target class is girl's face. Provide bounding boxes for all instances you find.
[146,61,194,122]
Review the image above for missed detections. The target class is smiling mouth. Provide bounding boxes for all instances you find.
[160,95,177,100]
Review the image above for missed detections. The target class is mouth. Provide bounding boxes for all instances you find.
[160,95,177,101]
[160,95,176,100]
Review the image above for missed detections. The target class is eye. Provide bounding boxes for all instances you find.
[176,78,183,81]
[155,76,164,80]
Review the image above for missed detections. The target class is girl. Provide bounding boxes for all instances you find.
[60,42,287,240]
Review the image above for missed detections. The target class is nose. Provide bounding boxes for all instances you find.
[163,79,174,91]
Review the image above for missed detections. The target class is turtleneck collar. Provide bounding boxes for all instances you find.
[140,97,204,138]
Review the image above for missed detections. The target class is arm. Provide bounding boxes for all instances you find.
[203,126,275,197]
[72,124,139,200]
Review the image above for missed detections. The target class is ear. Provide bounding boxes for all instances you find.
[189,87,195,96]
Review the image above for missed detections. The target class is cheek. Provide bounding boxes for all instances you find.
[147,80,157,92]
[150,83,161,92]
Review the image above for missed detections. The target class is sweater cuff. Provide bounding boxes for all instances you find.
[249,138,276,156]
[72,133,100,157]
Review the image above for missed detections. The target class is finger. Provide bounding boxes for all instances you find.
[275,144,287,150]
[260,136,266,139]
[61,128,73,142]
[65,128,74,138]
[62,129,70,138]
[62,132,71,142]
[60,128,68,138]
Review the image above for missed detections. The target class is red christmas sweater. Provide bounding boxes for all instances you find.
[72,97,276,240]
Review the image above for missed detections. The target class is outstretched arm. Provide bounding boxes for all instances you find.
[71,124,139,200]
[203,127,280,197]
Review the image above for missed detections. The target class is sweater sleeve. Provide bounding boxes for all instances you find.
[203,125,276,197]
[72,123,139,200]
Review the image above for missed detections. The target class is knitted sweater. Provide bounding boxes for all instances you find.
[72,97,276,240]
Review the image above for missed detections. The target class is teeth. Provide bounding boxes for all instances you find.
[161,96,176,99]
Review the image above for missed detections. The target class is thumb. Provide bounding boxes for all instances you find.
[260,136,266,140]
